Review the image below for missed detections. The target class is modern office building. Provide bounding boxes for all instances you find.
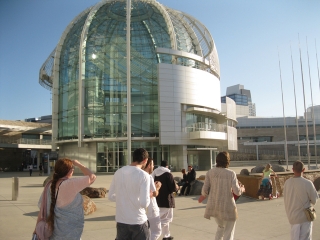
[38,0,237,172]
[0,119,53,171]
[236,105,320,161]
[221,84,256,116]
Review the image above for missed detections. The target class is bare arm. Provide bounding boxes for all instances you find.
[152,181,162,197]
[73,160,96,184]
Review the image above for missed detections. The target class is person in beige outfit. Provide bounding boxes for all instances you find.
[198,152,245,240]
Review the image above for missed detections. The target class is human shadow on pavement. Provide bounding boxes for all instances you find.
[24,211,39,217]
[189,195,256,205]
[85,215,115,222]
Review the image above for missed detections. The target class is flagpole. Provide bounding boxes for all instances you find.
[290,44,301,158]
[298,35,311,169]
[306,37,317,169]
[315,39,320,169]
[277,48,289,170]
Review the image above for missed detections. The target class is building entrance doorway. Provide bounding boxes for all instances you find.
[187,148,218,171]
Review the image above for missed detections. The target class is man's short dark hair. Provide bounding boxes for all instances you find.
[293,160,304,172]
[216,151,230,168]
[161,160,168,167]
[132,148,149,163]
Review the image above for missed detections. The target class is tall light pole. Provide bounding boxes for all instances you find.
[126,0,132,163]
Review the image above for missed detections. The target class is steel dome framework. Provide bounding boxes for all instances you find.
[39,0,221,154]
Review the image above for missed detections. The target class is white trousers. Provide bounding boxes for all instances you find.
[290,222,313,240]
[214,217,236,240]
[159,208,173,238]
[148,215,161,240]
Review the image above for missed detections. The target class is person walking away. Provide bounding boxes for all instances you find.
[29,164,33,176]
[179,165,196,196]
[198,152,245,240]
[257,163,277,200]
[152,160,178,240]
[283,160,318,240]
[39,164,43,176]
[143,158,162,240]
[108,148,151,240]
[33,158,96,239]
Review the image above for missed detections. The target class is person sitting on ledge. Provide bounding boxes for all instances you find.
[179,165,196,196]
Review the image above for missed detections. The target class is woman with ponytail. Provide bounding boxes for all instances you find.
[34,158,96,239]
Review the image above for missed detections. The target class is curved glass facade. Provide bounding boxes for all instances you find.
[58,1,173,140]
[58,13,90,140]
[39,0,225,172]
[39,0,222,141]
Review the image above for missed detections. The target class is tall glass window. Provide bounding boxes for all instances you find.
[82,1,171,138]
[96,141,169,172]
[58,13,89,140]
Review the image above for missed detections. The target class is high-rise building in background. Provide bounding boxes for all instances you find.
[221,84,256,116]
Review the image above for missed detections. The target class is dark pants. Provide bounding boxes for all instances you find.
[29,169,32,176]
[116,221,150,240]
[180,182,191,195]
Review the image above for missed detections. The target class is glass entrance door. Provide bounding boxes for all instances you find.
[97,142,127,172]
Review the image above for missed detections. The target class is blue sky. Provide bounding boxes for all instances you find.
[0,0,320,120]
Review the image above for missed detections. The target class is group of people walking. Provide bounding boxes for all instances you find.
[108,148,178,240]
[33,149,319,240]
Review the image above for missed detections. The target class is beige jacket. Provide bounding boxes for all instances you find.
[201,167,243,221]
[283,176,318,224]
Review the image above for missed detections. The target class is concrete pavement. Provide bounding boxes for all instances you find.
[0,168,319,240]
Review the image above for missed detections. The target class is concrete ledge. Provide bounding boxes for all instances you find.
[237,170,320,199]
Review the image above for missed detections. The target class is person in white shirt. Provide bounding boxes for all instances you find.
[29,164,33,176]
[143,158,162,240]
[108,148,151,240]
[283,160,319,240]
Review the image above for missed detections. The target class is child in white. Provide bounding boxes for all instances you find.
[143,158,162,240]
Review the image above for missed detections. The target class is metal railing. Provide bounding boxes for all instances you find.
[0,137,52,145]
[184,122,227,133]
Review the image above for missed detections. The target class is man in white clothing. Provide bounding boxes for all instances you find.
[143,158,162,240]
[108,148,151,240]
[283,161,318,240]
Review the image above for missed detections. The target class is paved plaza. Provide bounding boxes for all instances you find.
[0,167,319,240]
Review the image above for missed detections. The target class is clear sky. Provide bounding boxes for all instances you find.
[0,0,320,120]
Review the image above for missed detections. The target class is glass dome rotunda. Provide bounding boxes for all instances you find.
[39,0,220,143]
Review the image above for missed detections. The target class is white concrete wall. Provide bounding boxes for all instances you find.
[227,126,238,151]
[58,142,97,172]
[158,63,221,145]
[169,145,187,172]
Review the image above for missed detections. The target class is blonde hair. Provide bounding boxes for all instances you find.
[264,163,272,171]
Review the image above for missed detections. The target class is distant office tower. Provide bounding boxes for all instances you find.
[221,84,256,116]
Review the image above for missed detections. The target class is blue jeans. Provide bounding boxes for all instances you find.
[116,221,150,240]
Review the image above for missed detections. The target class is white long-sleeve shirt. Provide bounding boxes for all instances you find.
[283,176,318,224]
[147,175,160,219]
[108,165,150,225]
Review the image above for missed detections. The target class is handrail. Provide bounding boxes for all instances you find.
[184,122,227,133]
[0,137,52,145]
